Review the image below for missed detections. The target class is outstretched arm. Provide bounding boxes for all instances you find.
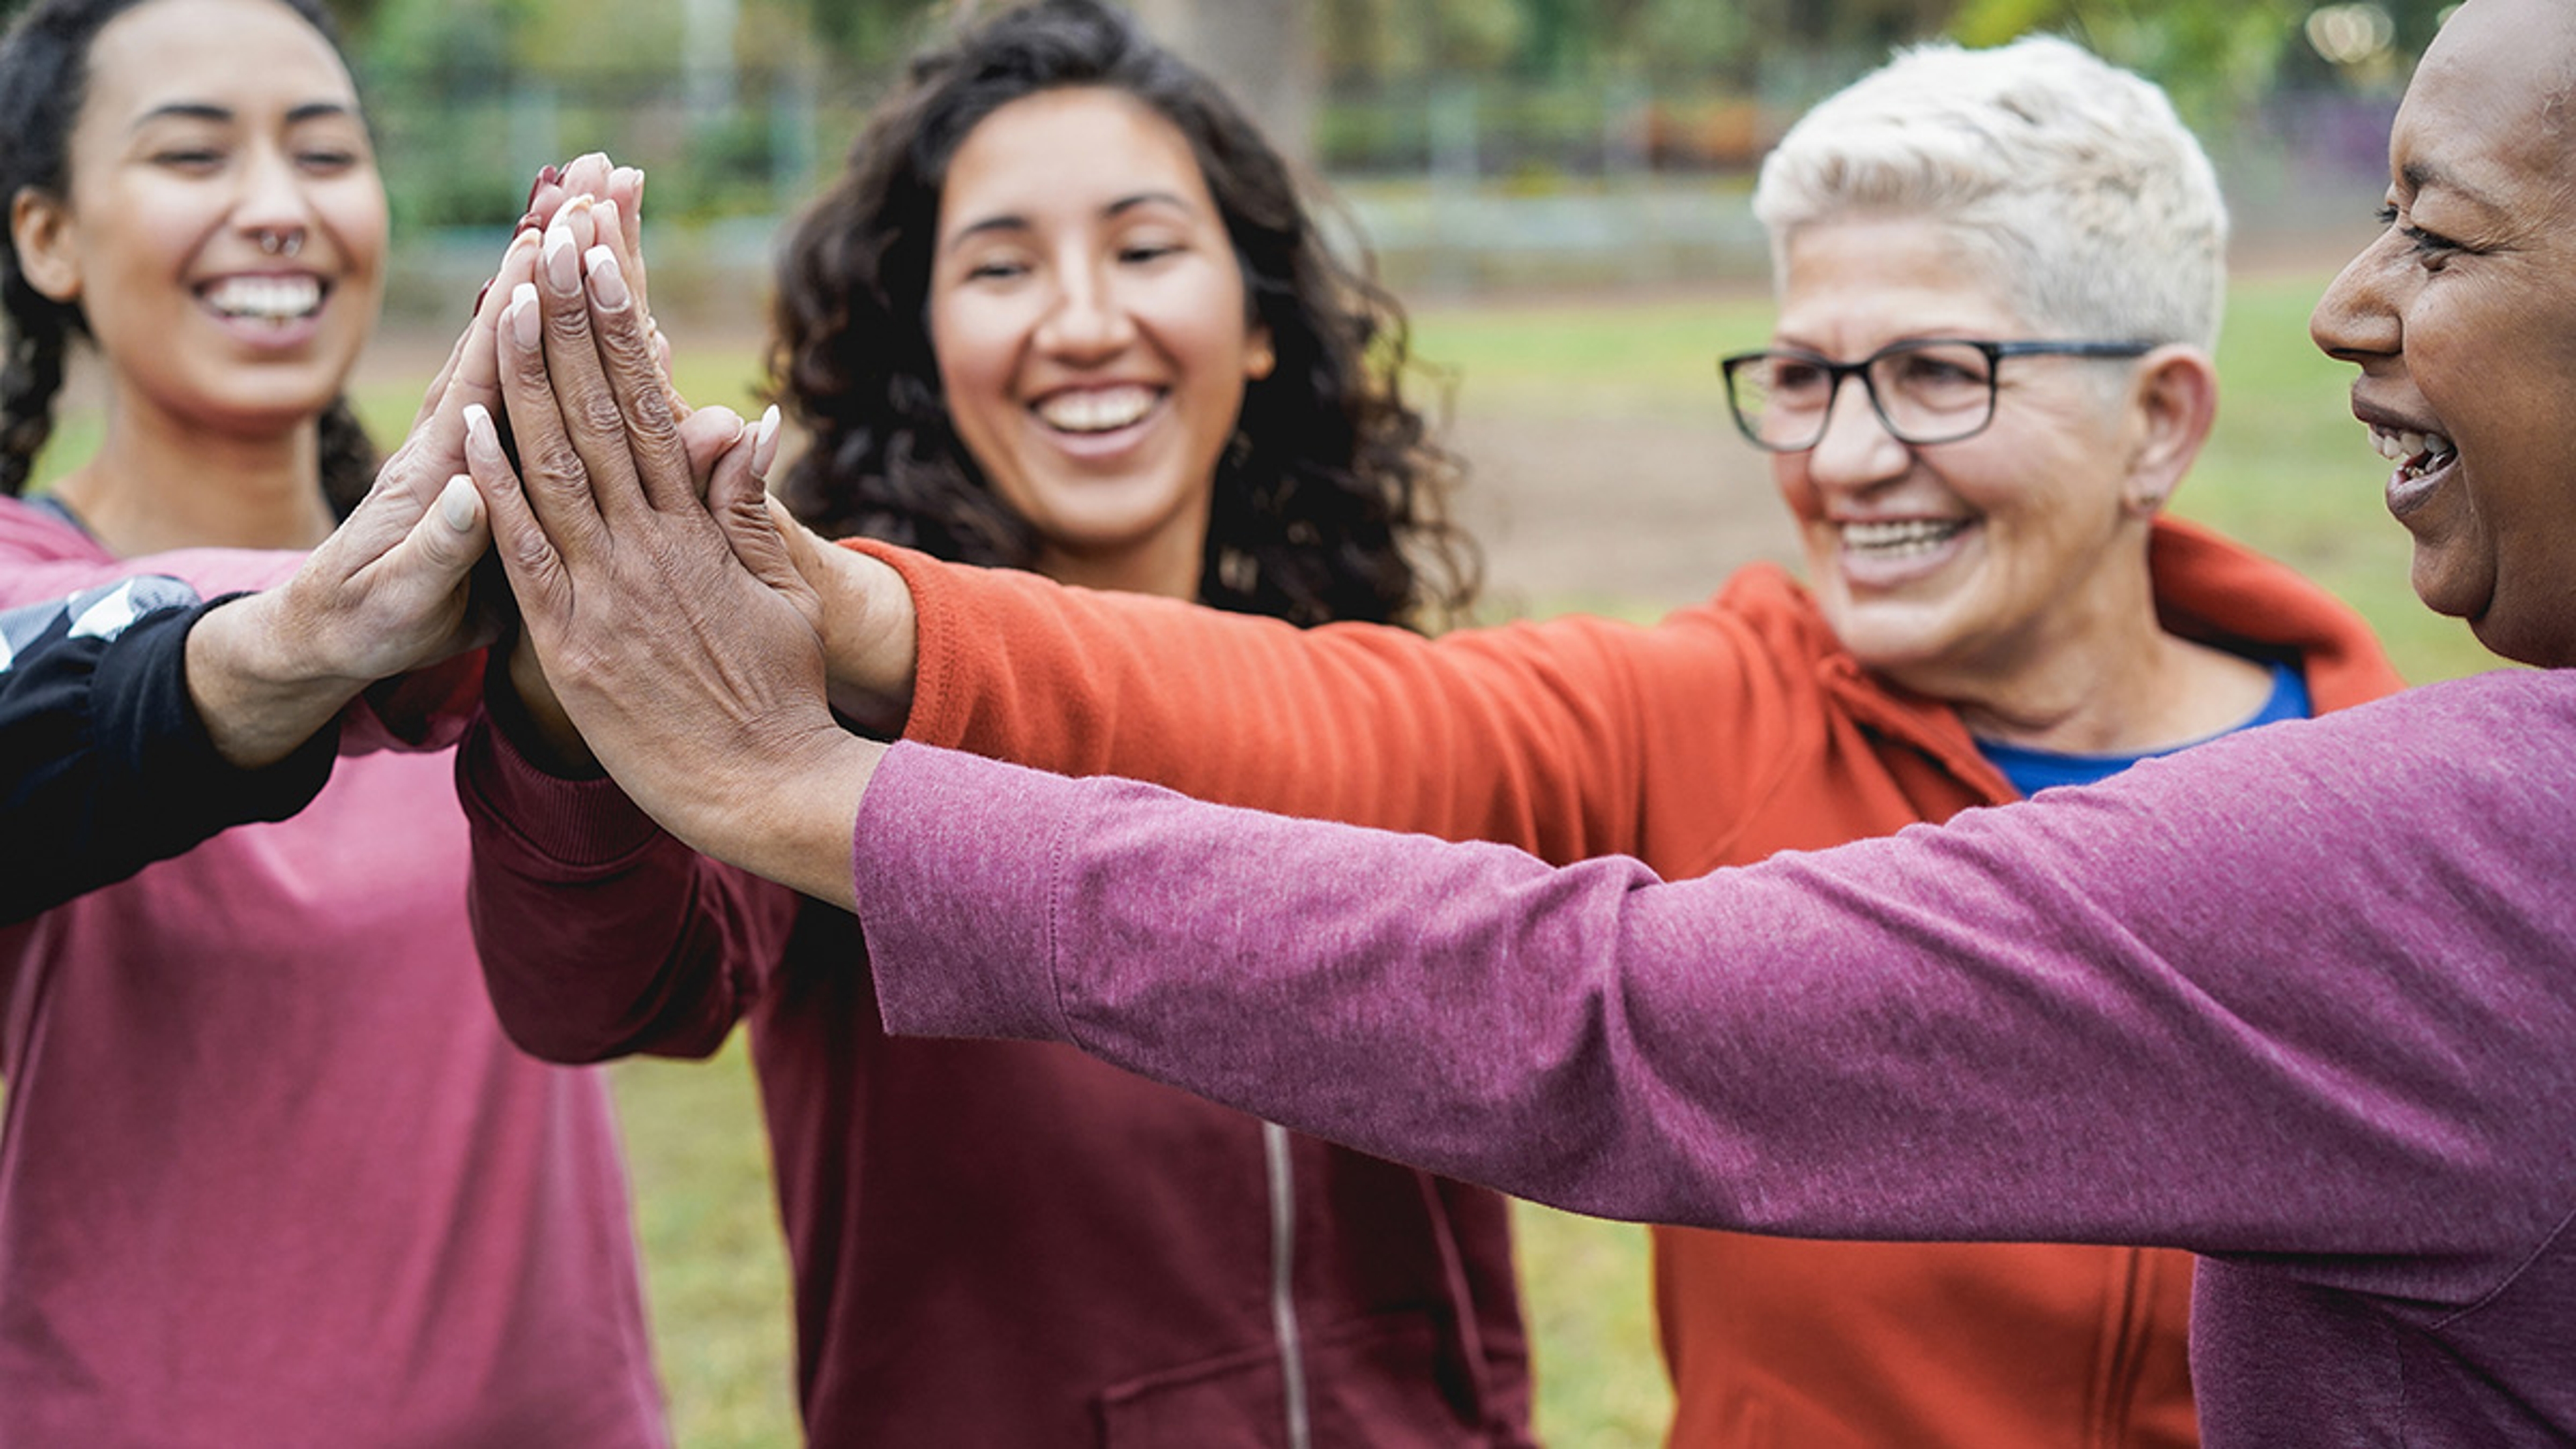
[848,684,2576,1301]
[0,586,332,922]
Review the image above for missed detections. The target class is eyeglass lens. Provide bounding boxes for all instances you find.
[1729,341,1998,451]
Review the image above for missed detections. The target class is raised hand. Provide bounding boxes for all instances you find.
[178,228,541,767]
[466,222,877,906]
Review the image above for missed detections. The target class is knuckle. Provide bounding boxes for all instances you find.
[570,390,627,441]
[525,436,587,484]
[542,301,592,343]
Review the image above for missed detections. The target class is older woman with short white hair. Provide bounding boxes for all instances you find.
[464,34,2404,1449]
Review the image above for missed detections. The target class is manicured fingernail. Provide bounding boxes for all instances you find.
[508,282,539,347]
[463,403,499,458]
[612,166,643,199]
[592,197,621,244]
[751,404,782,482]
[586,246,627,311]
[526,162,562,210]
[543,223,578,295]
[439,474,480,531]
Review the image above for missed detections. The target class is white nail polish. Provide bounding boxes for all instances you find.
[752,404,783,480]
[440,476,480,531]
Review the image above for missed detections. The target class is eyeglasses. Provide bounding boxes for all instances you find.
[1717,338,2156,453]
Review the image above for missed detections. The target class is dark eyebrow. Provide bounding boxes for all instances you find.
[943,191,1198,253]
[2400,157,2498,213]
[1104,190,1192,217]
[131,99,355,132]
[944,213,1030,251]
[132,102,230,130]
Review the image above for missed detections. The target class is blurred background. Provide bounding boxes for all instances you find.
[28,1,2484,1443]
[348,0,2439,313]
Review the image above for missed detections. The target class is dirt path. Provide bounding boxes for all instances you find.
[1445,402,1794,616]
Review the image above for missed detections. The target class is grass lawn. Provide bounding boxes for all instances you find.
[25,267,2493,1446]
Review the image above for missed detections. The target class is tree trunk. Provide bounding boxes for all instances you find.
[1126,0,1318,168]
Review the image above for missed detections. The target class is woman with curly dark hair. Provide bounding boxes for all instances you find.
[464,1,1524,1444]
[768,0,1474,630]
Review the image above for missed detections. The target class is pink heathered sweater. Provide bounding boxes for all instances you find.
[0,498,665,1448]
[858,667,2576,1448]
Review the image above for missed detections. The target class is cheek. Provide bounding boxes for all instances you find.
[329,186,391,272]
[927,302,1016,421]
[1771,457,1825,521]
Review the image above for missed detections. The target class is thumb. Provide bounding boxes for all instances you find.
[710,408,800,597]
[678,404,747,503]
[396,475,492,580]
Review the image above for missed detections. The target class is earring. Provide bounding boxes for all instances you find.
[1247,342,1275,381]
[255,229,304,258]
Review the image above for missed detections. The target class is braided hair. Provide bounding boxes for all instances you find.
[0,0,378,514]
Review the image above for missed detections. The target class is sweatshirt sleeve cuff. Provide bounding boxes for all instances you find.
[855,741,1079,1045]
[122,596,337,821]
[835,537,971,748]
[456,705,665,870]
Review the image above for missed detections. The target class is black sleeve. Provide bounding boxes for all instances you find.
[1,580,337,924]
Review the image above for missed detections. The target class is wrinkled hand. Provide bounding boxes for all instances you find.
[483,192,741,773]
[466,219,875,906]
[184,235,533,767]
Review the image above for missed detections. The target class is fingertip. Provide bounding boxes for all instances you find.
[439,474,483,533]
[586,246,628,312]
[752,404,782,482]
[463,404,502,465]
[507,282,541,347]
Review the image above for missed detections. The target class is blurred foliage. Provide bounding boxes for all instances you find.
[87,0,2445,231]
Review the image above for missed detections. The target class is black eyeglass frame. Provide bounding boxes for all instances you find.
[1717,337,2159,453]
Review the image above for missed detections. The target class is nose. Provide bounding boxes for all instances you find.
[1801,372,1910,490]
[231,141,318,252]
[2310,230,2402,364]
[1032,256,1135,363]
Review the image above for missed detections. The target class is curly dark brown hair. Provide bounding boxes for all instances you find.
[0,0,377,515]
[768,0,1476,629]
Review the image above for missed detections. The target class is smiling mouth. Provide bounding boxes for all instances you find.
[1034,385,1159,435]
[2371,423,2457,481]
[199,275,325,325]
[1840,517,1970,557]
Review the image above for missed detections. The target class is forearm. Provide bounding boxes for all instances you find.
[183,587,374,769]
[458,709,804,1060]
[845,537,1646,858]
[854,719,2575,1273]
[2,593,335,921]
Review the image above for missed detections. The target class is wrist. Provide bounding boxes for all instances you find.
[184,592,366,769]
[818,545,918,734]
[659,724,882,910]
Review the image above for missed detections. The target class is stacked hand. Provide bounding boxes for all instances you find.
[460,169,881,907]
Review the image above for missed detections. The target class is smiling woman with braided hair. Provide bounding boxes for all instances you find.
[0,0,674,1440]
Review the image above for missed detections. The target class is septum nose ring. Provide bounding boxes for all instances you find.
[256,229,304,258]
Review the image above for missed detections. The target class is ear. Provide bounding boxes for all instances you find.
[10,187,81,305]
[1243,323,1275,383]
[2119,345,2217,518]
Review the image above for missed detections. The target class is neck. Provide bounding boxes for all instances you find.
[1034,513,1210,602]
[1941,625,2274,756]
[1887,560,2275,755]
[51,392,334,557]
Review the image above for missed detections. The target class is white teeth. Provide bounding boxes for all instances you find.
[204,275,323,323]
[1841,518,1967,555]
[1036,386,1155,434]
[2367,425,2456,475]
